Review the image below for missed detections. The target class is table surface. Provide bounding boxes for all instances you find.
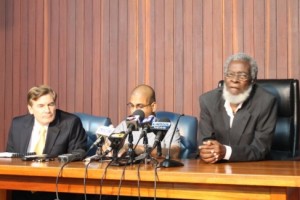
[1,158,300,199]
[0,158,300,186]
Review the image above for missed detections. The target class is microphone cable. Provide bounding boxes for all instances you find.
[54,161,70,200]
[83,159,93,200]
[167,114,184,159]
[159,114,184,168]
[116,164,128,200]
[98,159,113,200]
[83,148,113,200]
[136,157,159,200]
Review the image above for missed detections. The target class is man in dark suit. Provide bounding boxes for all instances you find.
[6,85,87,200]
[198,53,278,163]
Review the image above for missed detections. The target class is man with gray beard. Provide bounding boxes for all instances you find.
[198,53,277,163]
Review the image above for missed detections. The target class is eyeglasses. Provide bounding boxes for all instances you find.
[225,71,250,81]
[127,103,153,109]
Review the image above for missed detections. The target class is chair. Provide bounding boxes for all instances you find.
[74,113,112,156]
[156,111,198,159]
[218,79,300,160]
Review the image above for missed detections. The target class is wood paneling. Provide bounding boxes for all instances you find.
[0,0,299,151]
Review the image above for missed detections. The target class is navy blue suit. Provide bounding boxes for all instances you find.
[6,109,87,156]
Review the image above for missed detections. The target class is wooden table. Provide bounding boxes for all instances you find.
[0,158,300,200]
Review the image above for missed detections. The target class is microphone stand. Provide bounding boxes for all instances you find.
[125,130,136,164]
[157,142,162,157]
[134,128,152,164]
[159,114,184,168]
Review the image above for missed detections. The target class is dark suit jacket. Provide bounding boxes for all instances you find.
[199,84,278,161]
[6,109,87,156]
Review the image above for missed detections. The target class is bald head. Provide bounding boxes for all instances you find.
[131,84,156,104]
[128,84,157,117]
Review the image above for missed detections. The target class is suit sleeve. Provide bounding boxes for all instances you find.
[6,122,15,152]
[198,95,216,145]
[67,117,87,153]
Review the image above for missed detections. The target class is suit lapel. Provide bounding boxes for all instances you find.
[230,102,251,144]
[21,116,34,152]
[44,112,61,154]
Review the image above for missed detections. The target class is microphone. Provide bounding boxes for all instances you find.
[150,118,171,153]
[125,110,145,164]
[135,115,156,142]
[108,131,129,166]
[86,125,115,154]
[126,109,145,132]
[58,149,86,163]
[134,118,171,161]
[141,115,155,128]
[159,114,184,168]
[108,131,128,151]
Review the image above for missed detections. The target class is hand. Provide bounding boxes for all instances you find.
[199,140,226,164]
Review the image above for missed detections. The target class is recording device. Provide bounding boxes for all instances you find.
[159,114,184,168]
[58,150,85,163]
[21,154,55,162]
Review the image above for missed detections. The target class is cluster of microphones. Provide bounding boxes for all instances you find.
[57,110,178,167]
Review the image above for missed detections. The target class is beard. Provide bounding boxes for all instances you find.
[222,84,253,105]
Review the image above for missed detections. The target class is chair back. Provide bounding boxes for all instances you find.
[218,79,299,160]
[74,113,112,156]
[156,111,198,159]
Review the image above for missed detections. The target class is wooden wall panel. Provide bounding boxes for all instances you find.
[0,0,5,149]
[4,0,14,152]
[66,0,76,112]
[0,0,300,151]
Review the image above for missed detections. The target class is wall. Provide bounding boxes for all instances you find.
[0,0,299,151]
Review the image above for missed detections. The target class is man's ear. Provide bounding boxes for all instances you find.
[27,105,33,114]
[152,102,157,112]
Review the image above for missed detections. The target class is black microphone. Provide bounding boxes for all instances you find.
[125,110,145,164]
[108,131,129,166]
[108,131,128,151]
[159,114,184,168]
[134,118,171,161]
[126,109,145,132]
[150,118,171,153]
[58,149,86,163]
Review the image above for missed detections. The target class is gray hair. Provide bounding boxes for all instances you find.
[224,53,258,80]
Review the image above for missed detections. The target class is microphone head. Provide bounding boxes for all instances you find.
[96,125,115,137]
[108,131,127,150]
[131,109,145,122]
[126,109,145,131]
[141,115,155,128]
[151,118,171,131]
